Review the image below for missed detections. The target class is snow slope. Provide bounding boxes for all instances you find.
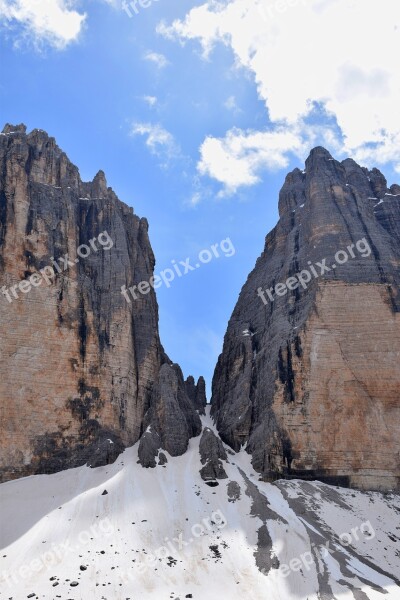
[1,409,399,600]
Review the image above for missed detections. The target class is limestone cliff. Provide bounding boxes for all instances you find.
[0,124,202,482]
[211,147,400,491]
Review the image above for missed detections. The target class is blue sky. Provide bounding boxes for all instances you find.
[1,0,399,394]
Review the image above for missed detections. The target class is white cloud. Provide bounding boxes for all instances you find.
[188,191,202,206]
[131,122,180,165]
[198,126,308,195]
[0,0,86,49]
[143,51,169,69]
[161,0,400,189]
[142,95,158,107]
[224,95,241,114]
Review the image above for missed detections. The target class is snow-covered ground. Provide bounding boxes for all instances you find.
[1,409,399,600]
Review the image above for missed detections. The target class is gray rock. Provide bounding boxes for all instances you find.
[138,430,161,468]
[185,375,207,415]
[158,452,168,466]
[227,480,241,502]
[199,427,228,481]
[137,363,202,466]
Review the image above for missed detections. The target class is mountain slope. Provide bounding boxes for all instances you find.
[0,409,399,600]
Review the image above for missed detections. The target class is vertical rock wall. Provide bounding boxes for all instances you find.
[211,147,400,491]
[0,124,202,481]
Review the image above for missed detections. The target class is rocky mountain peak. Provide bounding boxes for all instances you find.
[306,144,333,163]
[0,124,205,482]
[2,123,27,134]
[212,149,400,491]
[92,169,109,198]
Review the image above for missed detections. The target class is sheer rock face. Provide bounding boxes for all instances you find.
[211,147,400,491]
[0,124,200,482]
